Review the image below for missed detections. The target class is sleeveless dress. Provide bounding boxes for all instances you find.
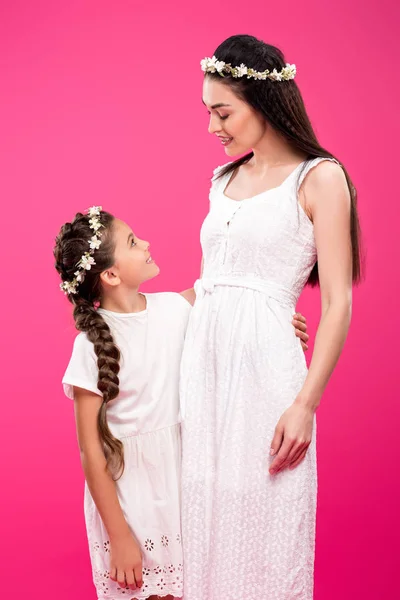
[180,158,337,600]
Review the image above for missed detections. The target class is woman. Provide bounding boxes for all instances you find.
[180,35,361,600]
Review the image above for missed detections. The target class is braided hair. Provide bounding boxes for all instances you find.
[206,34,362,285]
[54,211,124,478]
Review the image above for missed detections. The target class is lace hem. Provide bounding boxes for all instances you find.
[94,564,183,599]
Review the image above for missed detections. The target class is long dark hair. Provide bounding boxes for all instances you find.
[54,211,124,478]
[206,35,362,285]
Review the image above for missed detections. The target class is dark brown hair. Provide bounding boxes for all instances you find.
[54,211,124,478]
[207,35,362,285]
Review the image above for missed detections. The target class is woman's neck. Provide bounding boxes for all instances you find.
[249,128,306,173]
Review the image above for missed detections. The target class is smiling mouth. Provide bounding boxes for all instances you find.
[217,136,233,146]
[146,256,153,264]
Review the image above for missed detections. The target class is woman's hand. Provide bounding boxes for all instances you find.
[269,402,315,475]
[292,312,309,352]
[109,532,143,591]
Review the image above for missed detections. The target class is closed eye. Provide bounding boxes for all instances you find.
[207,110,229,120]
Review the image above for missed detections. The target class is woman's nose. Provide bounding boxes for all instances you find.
[208,114,221,135]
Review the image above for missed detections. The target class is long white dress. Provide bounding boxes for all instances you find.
[63,292,191,600]
[180,158,337,600]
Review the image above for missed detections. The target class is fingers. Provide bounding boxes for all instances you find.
[293,314,309,350]
[286,441,309,470]
[117,568,126,589]
[289,448,308,470]
[269,438,294,475]
[273,439,302,474]
[293,312,306,326]
[270,424,284,457]
[110,566,117,582]
[126,570,137,591]
[134,564,143,588]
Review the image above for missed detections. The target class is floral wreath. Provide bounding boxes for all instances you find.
[60,206,103,295]
[200,56,296,82]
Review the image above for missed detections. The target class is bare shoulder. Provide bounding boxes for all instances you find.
[302,160,350,215]
[305,160,348,192]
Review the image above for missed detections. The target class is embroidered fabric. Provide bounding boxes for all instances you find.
[180,159,338,599]
[91,538,183,599]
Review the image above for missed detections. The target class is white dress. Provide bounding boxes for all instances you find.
[63,292,191,600]
[180,158,337,600]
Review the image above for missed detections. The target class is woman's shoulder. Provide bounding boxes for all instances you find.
[211,161,233,181]
[300,158,347,192]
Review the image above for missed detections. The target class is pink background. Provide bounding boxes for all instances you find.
[1,1,398,598]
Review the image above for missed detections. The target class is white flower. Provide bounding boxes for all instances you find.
[200,58,209,72]
[201,56,225,74]
[203,56,216,73]
[200,56,296,83]
[74,270,84,283]
[236,64,248,77]
[87,205,102,217]
[60,280,78,295]
[89,217,101,232]
[253,71,265,80]
[89,235,102,250]
[269,69,282,81]
[281,63,296,80]
[80,254,96,270]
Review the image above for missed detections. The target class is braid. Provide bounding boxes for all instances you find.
[54,210,125,479]
[73,296,124,478]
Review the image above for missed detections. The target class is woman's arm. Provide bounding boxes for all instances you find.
[297,161,352,407]
[74,387,143,591]
[270,162,352,474]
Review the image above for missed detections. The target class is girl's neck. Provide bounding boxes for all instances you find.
[100,289,146,314]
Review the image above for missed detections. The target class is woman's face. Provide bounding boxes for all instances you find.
[202,77,267,156]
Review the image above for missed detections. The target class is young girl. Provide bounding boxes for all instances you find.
[54,207,309,600]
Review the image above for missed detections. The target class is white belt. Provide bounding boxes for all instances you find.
[194,276,297,308]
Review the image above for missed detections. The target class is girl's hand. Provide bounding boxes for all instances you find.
[269,403,314,475]
[109,532,143,591]
[292,312,309,352]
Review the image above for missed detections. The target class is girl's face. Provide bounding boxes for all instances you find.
[103,218,159,289]
[202,77,267,156]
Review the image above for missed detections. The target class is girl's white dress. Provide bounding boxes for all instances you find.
[63,292,191,600]
[180,158,337,600]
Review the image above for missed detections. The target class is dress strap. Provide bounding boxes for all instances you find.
[297,157,341,192]
[209,163,233,200]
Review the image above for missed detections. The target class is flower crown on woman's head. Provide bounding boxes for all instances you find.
[200,56,296,82]
[59,206,104,295]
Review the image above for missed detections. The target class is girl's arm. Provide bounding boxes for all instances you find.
[270,161,352,473]
[179,257,204,306]
[74,386,143,591]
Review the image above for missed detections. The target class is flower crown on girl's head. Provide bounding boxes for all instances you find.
[200,56,296,82]
[59,206,104,295]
